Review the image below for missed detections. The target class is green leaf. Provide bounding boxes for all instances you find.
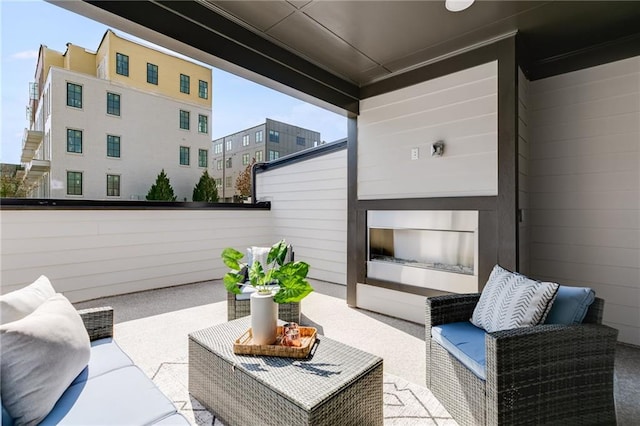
[248,261,265,287]
[223,272,244,294]
[267,239,288,266]
[279,261,309,278]
[274,277,314,303]
[221,248,244,270]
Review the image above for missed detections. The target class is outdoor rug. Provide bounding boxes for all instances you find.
[151,357,457,425]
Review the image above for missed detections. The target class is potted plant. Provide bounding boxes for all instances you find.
[221,239,313,344]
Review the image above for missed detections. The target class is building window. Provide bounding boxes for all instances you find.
[147,63,158,85]
[66,129,82,153]
[179,146,190,165]
[242,135,250,146]
[214,143,223,154]
[215,178,222,187]
[242,153,250,165]
[216,159,223,170]
[198,149,208,167]
[226,140,232,151]
[66,83,82,108]
[116,53,129,76]
[179,110,190,130]
[226,157,232,168]
[269,130,279,142]
[198,114,208,133]
[107,135,121,158]
[106,92,121,116]
[180,74,190,94]
[225,176,232,188]
[106,174,120,197]
[296,136,306,146]
[256,130,263,143]
[269,150,280,161]
[255,150,263,162]
[66,171,82,195]
[198,80,208,99]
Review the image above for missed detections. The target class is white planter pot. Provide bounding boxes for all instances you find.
[250,291,278,345]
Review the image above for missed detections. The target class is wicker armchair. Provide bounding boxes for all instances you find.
[226,245,300,323]
[425,294,618,425]
[78,306,114,341]
[227,292,300,323]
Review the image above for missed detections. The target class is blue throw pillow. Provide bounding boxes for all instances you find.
[544,285,595,325]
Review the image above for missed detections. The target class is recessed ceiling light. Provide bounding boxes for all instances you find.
[445,0,475,12]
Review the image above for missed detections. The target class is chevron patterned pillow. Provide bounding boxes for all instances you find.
[471,265,559,333]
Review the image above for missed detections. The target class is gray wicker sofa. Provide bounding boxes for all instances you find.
[2,306,189,425]
[425,293,618,425]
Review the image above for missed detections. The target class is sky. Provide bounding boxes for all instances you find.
[0,0,347,165]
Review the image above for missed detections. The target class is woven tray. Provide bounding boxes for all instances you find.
[233,326,317,358]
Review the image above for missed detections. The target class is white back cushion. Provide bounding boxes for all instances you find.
[0,275,56,325]
[0,293,91,425]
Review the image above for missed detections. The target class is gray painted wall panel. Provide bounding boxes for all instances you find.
[519,67,531,275]
[529,55,640,345]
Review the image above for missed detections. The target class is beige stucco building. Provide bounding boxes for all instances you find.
[21,30,212,201]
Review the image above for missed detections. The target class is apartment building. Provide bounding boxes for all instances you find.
[212,119,321,200]
[20,30,212,201]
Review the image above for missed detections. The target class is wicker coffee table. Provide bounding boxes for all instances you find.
[188,317,383,426]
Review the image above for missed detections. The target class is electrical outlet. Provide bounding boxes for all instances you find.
[411,147,419,160]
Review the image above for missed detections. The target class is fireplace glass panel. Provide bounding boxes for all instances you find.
[369,227,474,275]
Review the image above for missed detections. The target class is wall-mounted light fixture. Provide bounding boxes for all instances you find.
[431,140,445,157]
[445,0,475,12]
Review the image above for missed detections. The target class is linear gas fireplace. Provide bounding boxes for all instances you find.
[367,210,479,294]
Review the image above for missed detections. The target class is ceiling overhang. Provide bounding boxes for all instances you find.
[49,1,640,116]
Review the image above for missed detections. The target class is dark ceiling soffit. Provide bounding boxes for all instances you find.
[360,40,504,99]
[84,0,360,114]
[523,32,640,81]
[356,196,497,212]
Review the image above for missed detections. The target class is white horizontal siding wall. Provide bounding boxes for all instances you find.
[358,61,498,199]
[0,209,272,302]
[529,56,640,345]
[256,148,348,285]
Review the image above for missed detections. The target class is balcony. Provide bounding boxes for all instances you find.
[23,158,50,185]
[0,143,638,424]
[20,129,43,163]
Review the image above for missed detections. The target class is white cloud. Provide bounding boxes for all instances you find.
[11,50,38,60]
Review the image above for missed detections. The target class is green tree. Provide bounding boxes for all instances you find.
[192,170,219,202]
[0,175,28,198]
[146,169,177,201]
[235,158,255,201]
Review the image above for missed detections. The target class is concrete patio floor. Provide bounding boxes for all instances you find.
[75,279,640,425]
